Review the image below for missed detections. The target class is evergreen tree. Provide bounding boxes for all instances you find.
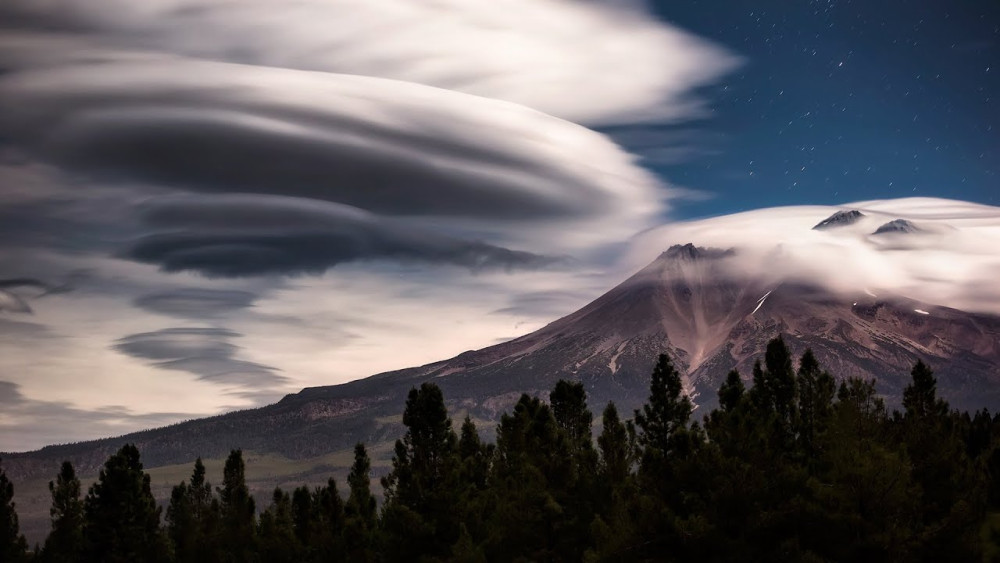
[486,394,571,561]
[454,416,492,555]
[633,353,697,473]
[718,369,746,413]
[457,416,491,492]
[547,380,598,560]
[310,478,346,562]
[0,460,28,563]
[903,360,948,420]
[257,487,300,563]
[42,461,84,563]
[83,444,168,563]
[900,362,984,561]
[597,402,630,485]
[218,449,255,561]
[763,336,799,447]
[166,457,219,563]
[796,349,836,460]
[381,383,461,561]
[550,380,593,447]
[291,486,312,548]
[344,443,376,562]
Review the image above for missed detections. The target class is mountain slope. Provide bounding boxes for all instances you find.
[7,242,1000,485]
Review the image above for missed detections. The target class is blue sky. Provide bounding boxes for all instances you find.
[611,0,999,218]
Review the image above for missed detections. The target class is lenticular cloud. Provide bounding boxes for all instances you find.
[0,0,739,125]
[627,198,1000,315]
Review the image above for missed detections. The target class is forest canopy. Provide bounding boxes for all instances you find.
[3,337,999,562]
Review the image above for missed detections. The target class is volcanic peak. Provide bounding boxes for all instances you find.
[813,209,865,230]
[872,219,921,235]
[659,243,735,262]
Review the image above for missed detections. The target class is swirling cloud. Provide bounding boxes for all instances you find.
[0,0,739,125]
[626,197,1000,315]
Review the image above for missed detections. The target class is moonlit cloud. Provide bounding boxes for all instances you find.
[626,198,1000,315]
[125,194,565,277]
[134,288,258,319]
[0,55,666,247]
[0,0,739,125]
[0,0,743,451]
[113,327,287,387]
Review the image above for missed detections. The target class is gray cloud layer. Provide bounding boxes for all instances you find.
[125,194,564,277]
[0,58,663,225]
[134,288,258,319]
[0,278,50,313]
[113,327,286,387]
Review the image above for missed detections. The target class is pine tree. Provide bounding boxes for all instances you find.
[796,349,835,460]
[597,402,630,484]
[548,380,598,560]
[0,460,28,563]
[903,360,947,420]
[380,383,460,561]
[633,353,695,468]
[218,449,256,561]
[42,461,84,563]
[764,336,798,444]
[291,486,312,548]
[166,457,219,563]
[257,487,300,563]
[454,415,492,556]
[310,478,346,562]
[718,369,746,413]
[83,444,168,563]
[551,380,594,447]
[344,443,376,562]
[487,394,571,561]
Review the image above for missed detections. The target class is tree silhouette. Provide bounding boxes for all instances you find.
[0,459,28,563]
[218,449,256,561]
[83,444,167,562]
[42,461,84,562]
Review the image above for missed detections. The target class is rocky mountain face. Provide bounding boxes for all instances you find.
[813,209,865,229]
[6,243,1000,482]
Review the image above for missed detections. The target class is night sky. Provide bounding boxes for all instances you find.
[611,0,1000,218]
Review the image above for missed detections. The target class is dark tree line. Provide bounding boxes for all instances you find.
[4,336,1000,561]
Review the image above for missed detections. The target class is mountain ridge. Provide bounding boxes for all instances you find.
[5,242,1000,483]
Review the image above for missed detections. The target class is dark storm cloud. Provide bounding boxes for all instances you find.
[134,288,257,319]
[113,327,286,386]
[0,59,660,224]
[123,194,564,277]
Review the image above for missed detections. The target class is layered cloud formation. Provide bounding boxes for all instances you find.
[628,198,1000,315]
[0,0,739,125]
[0,0,741,450]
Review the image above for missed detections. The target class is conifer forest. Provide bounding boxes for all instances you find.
[3,337,1000,562]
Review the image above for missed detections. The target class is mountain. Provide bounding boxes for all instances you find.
[872,218,922,235]
[813,209,865,229]
[6,242,1000,484]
